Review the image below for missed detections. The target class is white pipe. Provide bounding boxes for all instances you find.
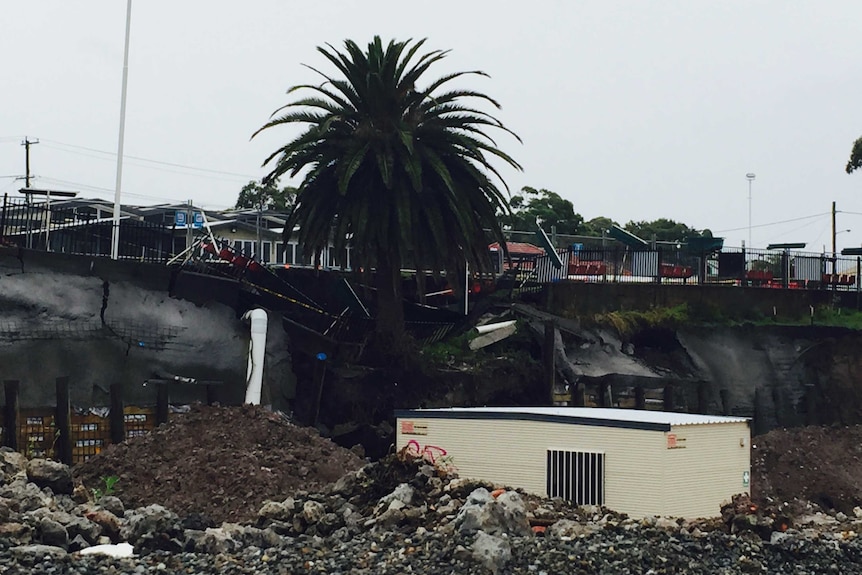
[475,320,516,334]
[242,308,268,404]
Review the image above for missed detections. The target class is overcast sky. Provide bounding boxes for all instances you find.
[2,1,861,251]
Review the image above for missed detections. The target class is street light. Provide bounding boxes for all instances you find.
[746,173,756,249]
[836,229,851,256]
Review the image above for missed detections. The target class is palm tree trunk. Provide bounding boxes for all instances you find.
[374,256,405,341]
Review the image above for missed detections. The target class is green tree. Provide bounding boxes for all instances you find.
[502,187,583,234]
[623,218,711,242]
[235,180,297,211]
[579,216,619,237]
[846,136,862,174]
[253,37,521,343]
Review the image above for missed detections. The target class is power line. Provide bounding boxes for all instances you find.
[40,139,258,180]
[713,212,829,233]
[36,176,234,208]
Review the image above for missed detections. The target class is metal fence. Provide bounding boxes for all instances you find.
[0,406,157,464]
[513,245,861,292]
[0,195,175,263]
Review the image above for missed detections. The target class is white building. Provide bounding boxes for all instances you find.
[395,407,750,518]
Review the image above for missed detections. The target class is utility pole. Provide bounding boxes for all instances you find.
[832,201,837,258]
[21,137,39,188]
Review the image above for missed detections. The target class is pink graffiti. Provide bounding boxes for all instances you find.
[405,439,447,464]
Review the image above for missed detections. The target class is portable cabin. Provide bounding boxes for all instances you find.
[395,407,750,518]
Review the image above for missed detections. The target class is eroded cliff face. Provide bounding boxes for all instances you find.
[558,323,862,433]
[0,249,293,409]
[3,247,860,443]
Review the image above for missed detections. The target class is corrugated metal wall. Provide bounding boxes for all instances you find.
[397,417,666,518]
[396,416,749,518]
[662,422,751,518]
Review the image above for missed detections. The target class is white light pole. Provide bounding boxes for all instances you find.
[746,173,756,249]
[111,0,133,260]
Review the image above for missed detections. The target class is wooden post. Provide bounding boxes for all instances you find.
[4,380,19,451]
[805,386,817,426]
[155,383,169,426]
[55,377,72,465]
[543,321,555,404]
[720,389,731,416]
[635,386,646,410]
[309,353,327,427]
[206,384,218,406]
[109,383,125,445]
[697,382,709,413]
[663,383,675,411]
[572,384,586,407]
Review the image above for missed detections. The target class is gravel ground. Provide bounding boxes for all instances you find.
[3,407,862,573]
[3,525,862,575]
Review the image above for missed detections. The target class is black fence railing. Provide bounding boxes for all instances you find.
[0,195,176,263]
[513,245,861,292]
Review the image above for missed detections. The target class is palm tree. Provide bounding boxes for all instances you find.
[253,37,521,344]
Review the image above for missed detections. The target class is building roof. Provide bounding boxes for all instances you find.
[394,406,748,432]
[488,242,545,256]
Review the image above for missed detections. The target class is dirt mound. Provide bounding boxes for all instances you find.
[752,424,862,513]
[73,404,365,524]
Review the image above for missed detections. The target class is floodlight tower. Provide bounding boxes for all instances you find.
[746,173,756,248]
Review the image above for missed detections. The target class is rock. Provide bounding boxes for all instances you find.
[180,512,216,531]
[196,527,239,555]
[331,472,358,496]
[66,516,102,544]
[547,519,601,539]
[471,530,511,574]
[9,544,67,559]
[68,533,90,552]
[0,497,15,522]
[38,517,68,548]
[0,522,30,542]
[258,498,295,522]
[317,512,342,536]
[455,488,531,537]
[302,500,325,524]
[655,517,679,530]
[0,449,27,479]
[2,481,52,512]
[71,483,89,504]
[494,492,531,536]
[99,495,125,517]
[120,504,183,551]
[376,483,414,515]
[26,458,73,495]
[377,508,406,528]
[84,509,121,542]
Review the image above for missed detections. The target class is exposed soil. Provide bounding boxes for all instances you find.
[73,404,365,525]
[74,404,862,524]
[751,424,862,514]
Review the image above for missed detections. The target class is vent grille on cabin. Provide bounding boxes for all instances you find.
[546,449,605,506]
